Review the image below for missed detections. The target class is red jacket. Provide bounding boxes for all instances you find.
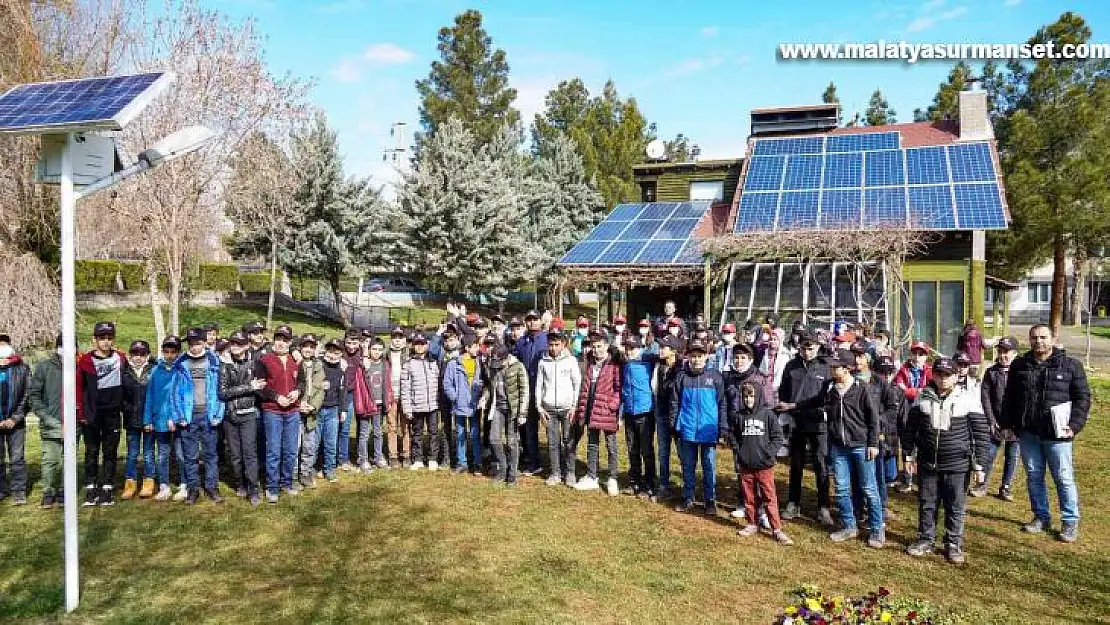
[893,362,932,402]
[352,357,394,416]
[574,356,622,433]
[76,349,127,424]
[255,351,302,414]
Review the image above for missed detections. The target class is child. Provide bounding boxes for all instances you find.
[178,328,226,504]
[77,321,126,507]
[484,344,528,486]
[731,381,792,545]
[572,331,623,496]
[142,336,185,501]
[315,338,346,480]
[669,339,726,515]
[256,325,303,503]
[29,336,63,508]
[401,335,441,470]
[620,335,657,499]
[357,338,392,472]
[0,341,29,505]
[121,340,153,500]
[384,328,410,468]
[537,330,581,486]
[724,344,768,522]
[218,331,264,504]
[297,334,324,489]
[443,335,484,475]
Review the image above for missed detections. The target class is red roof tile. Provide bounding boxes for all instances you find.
[824,120,960,147]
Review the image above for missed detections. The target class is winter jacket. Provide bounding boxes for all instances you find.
[255,351,302,415]
[822,378,880,449]
[778,356,830,432]
[758,346,792,407]
[710,342,736,373]
[356,357,393,416]
[515,330,549,382]
[219,356,259,424]
[894,363,932,402]
[143,359,188,433]
[28,354,62,438]
[536,349,581,413]
[670,365,727,445]
[621,355,656,416]
[858,373,904,454]
[299,358,324,429]
[490,356,529,422]
[173,351,225,427]
[0,356,30,426]
[957,327,984,365]
[980,362,1016,442]
[727,382,784,471]
[574,355,622,433]
[400,356,440,415]
[1000,347,1091,440]
[443,354,484,417]
[654,358,682,424]
[904,384,990,473]
[76,349,127,425]
[121,361,152,430]
[724,367,768,422]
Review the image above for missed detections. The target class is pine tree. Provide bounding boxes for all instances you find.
[530,77,590,156]
[663,133,695,162]
[913,108,928,122]
[415,9,519,148]
[864,89,897,126]
[924,61,973,122]
[822,81,843,124]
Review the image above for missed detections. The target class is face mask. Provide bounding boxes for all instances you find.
[56,347,64,357]
[577,328,588,336]
[614,325,626,334]
[722,333,735,344]
[669,327,680,336]
[638,327,649,337]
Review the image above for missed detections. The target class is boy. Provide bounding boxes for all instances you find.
[77,321,126,507]
[731,380,792,545]
[29,336,63,508]
[401,335,441,470]
[724,344,768,521]
[143,336,185,501]
[296,334,325,489]
[0,341,30,505]
[669,339,726,515]
[852,342,904,518]
[572,331,623,495]
[385,327,411,468]
[179,328,225,504]
[975,337,1020,500]
[621,335,657,498]
[255,325,303,503]
[359,338,392,471]
[484,344,529,486]
[777,331,834,525]
[219,331,264,504]
[121,340,153,500]
[537,330,581,486]
[341,328,365,472]
[443,335,484,474]
[904,357,991,564]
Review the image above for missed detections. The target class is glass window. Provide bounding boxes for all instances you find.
[939,281,965,356]
[911,281,938,348]
[808,264,833,311]
[728,264,756,317]
[834,264,859,320]
[689,180,724,201]
[779,264,805,310]
[640,181,657,203]
[1028,282,1050,304]
[753,263,779,310]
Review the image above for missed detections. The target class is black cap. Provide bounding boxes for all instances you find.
[799,330,819,346]
[411,334,428,345]
[481,335,497,345]
[161,335,182,350]
[343,328,361,340]
[997,336,1018,352]
[93,321,116,337]
[547,329,566,341]
[243,321,265,334]
[273,325,293,339]
[185,327,206,344]
[509,317,523,327]
[324,338,344,351]
[954,351,971,366]
[202,322,220,332]
[587,328,608,342]
[491,314,505,323]
[228,331,249,345]
[213,338,230,352]
[875,355,897,373]
[687,339,708,354]
[129,340,151,355]
[849,340,869,355]
[734,342,754,357]
[300,333,319,347]
[932,357,957,375]
[360,328,374,339]
[390,326,406,338]
[828,349,855,368]
[657,335,682,351]
[524,309,540,320]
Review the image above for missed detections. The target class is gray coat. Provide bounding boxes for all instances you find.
[400,356,440,415]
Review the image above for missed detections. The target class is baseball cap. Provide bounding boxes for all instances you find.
[213,338,230,352]
[481,335,497,345]
[243,321,265,334]
[300,333,319,347]
[734,342,754,357]
[549,317,565,330]
[875,355,897,373]
[360,328,374,339]
[613,315,626,325]
[411,334,428,345]
[524,309,541,320]
[576,317,590,328]
[828,349,855,368]
[324,338,344,351]
[686,339,708,354]
[390,326,406,338]
[93,321,116,337]
[273,325,294,340]
[932,357,957,375]
[129,340,151,355]
[509,317,524,327]
[657,335,682,351]
[667,317,682,327]
[228,331,249,345]
[799,330,820,346]
[202,322,220,332]
[465,312,480,327]
[638,319,650,328]
[587,328,609,342]
[849,340,869,355]
[910,339,931,353]
[491,314,505,324]
[184,327,206,344]
[954,351,971,366]
[623,335,643,349]
[547,329,566,341]
[161,335,182,350]
[722,322,736,333]
[997,336,1018,352]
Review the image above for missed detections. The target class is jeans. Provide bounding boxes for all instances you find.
[984,439,1020,491]
[152,432,173,486]
[371,408,385,464]
[0,428,27,496]
[316,407,338,476]
[386,401,410,462]
[788,430,831,509]
[455,412,481,470]
[656,410,673,488]
[490,407,520,483]
[356,409,384,466]
[264,410,300,495]
[337,399,353,465]
[522,400,542,472]
[625,412,657,492]
[546,409,577,480]
[830,443,883,534]
[124,427,153,480]
[586,429,618,481]
[255,413,266,485]
[223,417,259,493]
[82,417,120,488]
[1020,430,1080,525]
[679,440,717,504]
[918,468,969,546]
[41,437,62,494]
[854,454,897,512]
[181,420,220,492]
[410,411,440,464]
[299,424,319,485]
[439,405,456,468]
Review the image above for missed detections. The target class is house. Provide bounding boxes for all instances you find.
[1001,257,1110,325]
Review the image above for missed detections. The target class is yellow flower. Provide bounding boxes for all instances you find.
[806,598,822,612]
[785,607,797,616]
[881,611,893,622]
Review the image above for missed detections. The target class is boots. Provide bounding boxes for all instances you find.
[121,479,138,500]
[138,478,156,499]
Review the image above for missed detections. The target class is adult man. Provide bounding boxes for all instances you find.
[218,331,264,504]
[385,327,410,467]
[536,330,581,486]
[653,335,682,499]
[255,325,303,503]
[670,339,726,515]
[515,309,548,476]
[1001,325,1090,543]
[975,336,1020,500]
[776,331,833,525]
[0,342,30,505]
[243,321,269,362]
[77,321,127,507]
[658,300,686,337]
[178,328,225,505]
[29,336,63,507]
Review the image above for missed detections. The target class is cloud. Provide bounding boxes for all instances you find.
[363,43,415,66]
[906,4,967,32]
[329,57,363,83]
[701,26,719,38]
[513,77,558,125]
[663,55,727,78]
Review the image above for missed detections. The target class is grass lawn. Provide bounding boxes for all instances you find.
[2,382,1108,623]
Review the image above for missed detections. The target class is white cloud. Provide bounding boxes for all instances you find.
[363,43,415,66]
[701,26,719,38]
[513,77,558,126]
[329,57,363,83]
[906,4,967,32]
[906,16,936,32]
[940,6,968,19]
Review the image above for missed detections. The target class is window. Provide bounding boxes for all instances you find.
[1028,282,1050,304]
[902,280,967,356]
[640,181,657,202]
[722,261,887,328]
[689,180,724,201]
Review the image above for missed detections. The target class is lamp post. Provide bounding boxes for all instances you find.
[1085,246,1105,370]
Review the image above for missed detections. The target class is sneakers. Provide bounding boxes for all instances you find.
[401,460,411,469]
[326,473,339,483]
[817,507,835,527]
[656,485,671,500]
[730,507,747,519]
[249,492,261,506]
[428,461,439,472]
[573,476,600,491]
[267,492,279,504]
[545,475,562,486]
[410,461,425,470]
[675,500,694,513]
[154,484,173,501]
[454,466,468,475]
[759,511,772,530]
[173,484,188,502]
[235,487,248,498]
[704,501,719,516]
[12,494,27,506]
[99,486,115,506]
[906,540,935,557]
[121,479,138,500]
[606,478,620,497]
[184,489,199,505]
[521,467,539,477]
[829,527,859,542]
[205,489,225,503]
[773,529,794,545]
[341,462,357,472]
[867,530,886,549]
[999,486,1014,502]
[83,486,99,507]
[565,473,577,487]
[968,484,988,498]
[376,459,390,469]
[360,463,374,474]
[139,478,156,499]
[1023,518,1048,534]
[781,502,800,520]
[1059,522,1079,543]
[40,492,56,509]
[946,543,965,564]
[737,524,760,537]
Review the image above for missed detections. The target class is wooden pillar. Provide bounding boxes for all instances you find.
[703,260,712,324]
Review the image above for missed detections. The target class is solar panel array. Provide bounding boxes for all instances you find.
[0,73,166,133]
[558,201,712,266]
[736,132,1006,233]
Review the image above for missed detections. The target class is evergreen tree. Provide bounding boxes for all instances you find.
[415,9,519,148]
[530,77,590,155]
[822,81,843,124]
[663,133,695,162]
[864,89,897,126]
[913,108,928,122]
[924,61,973,122]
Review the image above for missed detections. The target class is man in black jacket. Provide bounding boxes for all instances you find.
[904,358,991,564]
[0,343,30,505]
[1001,324,1091,543]
[974,336,1020,500]
[852,342,903,516]
[219,331,265,505]
[776,332,833,525]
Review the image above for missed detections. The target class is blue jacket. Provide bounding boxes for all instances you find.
[173,351,225,427]
[516,330,548,380]
[442,355,484,417]
[668,366,727,444]
[709,343,734,373]
[621,357,656,415]
[143,359,187,432]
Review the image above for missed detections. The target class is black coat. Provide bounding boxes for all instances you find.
[905,385,991,473]
[980,362,1016,442]
[822,378,880,449]
[1000,348,1091,440]
[726,384,783,471]
[862,374,904,454]
[121,362,152,430]
[219,357,259,424]
[0,359,30,426]
[778,356,830,432]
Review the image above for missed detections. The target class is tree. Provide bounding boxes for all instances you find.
[415,9,518,148]
[530,77,590,155]
[663,133,696,162]
[924,61,973,122]
[913,108,928,122]
[864,89,897,126]
[822,81,843,124]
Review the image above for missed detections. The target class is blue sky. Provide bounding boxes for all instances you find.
[212,0,1108,189]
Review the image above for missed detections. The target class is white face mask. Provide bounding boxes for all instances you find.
[638,327,649,337]
[614,324,626,334]
[722,333,735,344]
[669,327,680,336]
[577,328,588,336]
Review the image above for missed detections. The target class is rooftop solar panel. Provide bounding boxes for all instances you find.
[783,154,824,190]
[674,239,706,265]
[823,152,862,188]
[655,217,701,240]
[778,191,819,230]
[608,203,647,220]
[735,193,778,233]
[559,241,609,264]
[864,150,905,187]
[635,239,685,264]
[620,219,664,240]
[0,72,170,134]
[595,240,647,264]
[671,200,713,219]
[953,183,1007,229]
[947,142,995,183]
[745,156,786,191]
[584,221,630,241]
[906,146,950,185]
[820,189,862,229]
[864,187,908,227]
[752,136,824,156]
[639,202,680,220]
[908,185,956,229]
[826,131,900,153]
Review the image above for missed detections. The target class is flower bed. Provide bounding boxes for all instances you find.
[777,585,969,625]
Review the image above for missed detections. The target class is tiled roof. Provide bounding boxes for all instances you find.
[823,120,960,147]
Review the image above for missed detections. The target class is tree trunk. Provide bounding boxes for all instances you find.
[168,236,182,336]
[266,238,278,331]
[148,264,166,346]
[331,274,350,327]
[1069,245,1087,328]
[1050,235,1066,337]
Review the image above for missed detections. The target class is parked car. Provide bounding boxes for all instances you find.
[362,277,429,293]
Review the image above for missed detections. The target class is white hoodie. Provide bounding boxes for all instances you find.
[536,348,582,413]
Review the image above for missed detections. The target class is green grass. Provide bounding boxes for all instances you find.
[3,381,1108,623]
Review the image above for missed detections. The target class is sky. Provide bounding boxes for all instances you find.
[210,0,1109,191]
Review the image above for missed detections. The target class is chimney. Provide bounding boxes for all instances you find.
[958,88,993,141]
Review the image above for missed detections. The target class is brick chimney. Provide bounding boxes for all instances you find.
[958,86,993,141]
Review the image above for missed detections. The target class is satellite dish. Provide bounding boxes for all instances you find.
[646,139,666,160]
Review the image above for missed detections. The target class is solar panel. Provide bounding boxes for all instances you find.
[820,189,862,229]
[619,220,664,240]
[745,156,786,191]
[608,203,646,220]
[584,221,629,241]
[752,136,824,156]
[635,240,685,264]
[947,143,995,183]
[783,154,824,190]
[674,239,706,265]
[908,185,956,229]
[735,193,778,233]
[826,132,899,153]
[778,191,819,230]
[0,72,170,133]
[864,150,905,187]
[655,217,701,240]
[559,241,609,264]
[823,152,862,188]
[639,202,680,220]
[595,240,647,264]
[671,200,712,219]
[954,183,1007,229]
[906,146,950,185]
[864,188,908,227]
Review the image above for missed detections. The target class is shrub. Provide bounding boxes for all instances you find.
[75,260,121,292]
[118,262,145,291]
[778,585,969,625]
[240,271,275,293]
[196,263,240,291]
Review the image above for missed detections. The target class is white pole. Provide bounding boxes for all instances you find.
[60,133,80,613]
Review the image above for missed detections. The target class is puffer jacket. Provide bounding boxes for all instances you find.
[669,365,727,444]
[727,380,784,471]
[980,361,1015,442]
[219,356,259,424]
[536,348,581,413]
[121,361,152,430]
[173,351,225,427]
[822,378,880,449]
[493,356,529,422]
[0,356,30,426]
[400,355,440,415]
[574,354,622,433]
[905,384,990,472]
[28,354,63,438]
[1001,347,1091,440]
[778,355,830,432]
[443,354,484,417]
[143,359,188,432]
[621,355,656,416]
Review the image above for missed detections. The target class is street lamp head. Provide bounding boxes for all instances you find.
[138,125,217,168]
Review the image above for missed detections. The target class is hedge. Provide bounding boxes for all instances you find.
[196,263,240,291]
[118,262,145,291]
[239,271,276,293]
[75,260,121,292]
